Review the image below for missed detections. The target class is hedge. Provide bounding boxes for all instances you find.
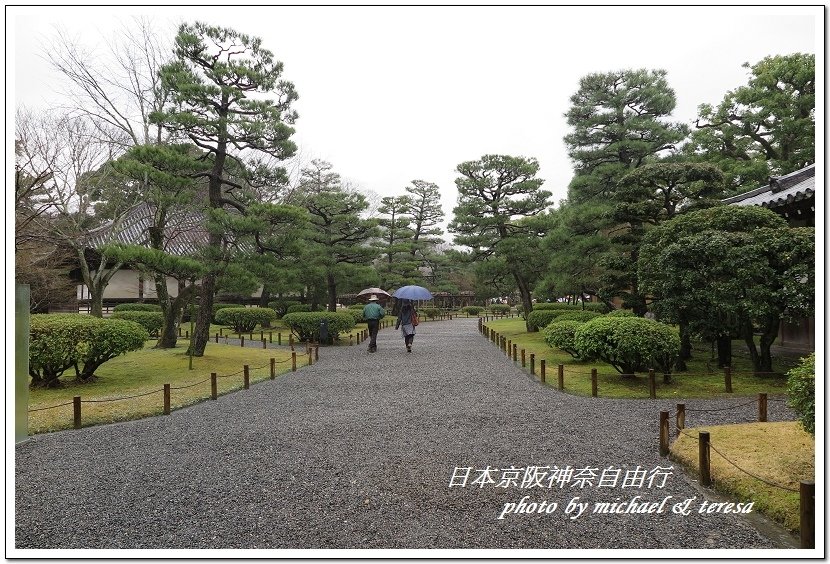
[286,304,312,314]
[606,309,636,318]
[268,300,302,318]
[110,311,164,335]
[787,353,815,435]
[420,307,440,320]
[214,307,277,333]
[573,316,679,375]
[542,320,584,359]
[489,304,511,315]
[29,314,148,387]
[112,303,162,313]
[554,311,602,323]
[526,310,561,332]
[461,306,484,316]
[281,311,356,343]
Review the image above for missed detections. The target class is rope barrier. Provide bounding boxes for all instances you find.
[28,401,74,413]
[169,378,212,391]
[685,398,759,413]
[80,388,163,402]
[707,441,800,493]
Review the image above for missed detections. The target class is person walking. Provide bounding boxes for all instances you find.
[362,295,386,353]
[395,299,418,353]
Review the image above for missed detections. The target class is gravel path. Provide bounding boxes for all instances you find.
[15,318,797,550]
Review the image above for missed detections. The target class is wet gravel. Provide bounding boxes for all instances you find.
[15,318,797,550]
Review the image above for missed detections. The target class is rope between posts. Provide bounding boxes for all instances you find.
[169,378,211,391]
[707,441,800,493]
[685,398,759,412]
[217,369,245,379]
[81,388,164,402]
[28,401,74,413]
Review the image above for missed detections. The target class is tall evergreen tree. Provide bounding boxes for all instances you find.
[376,195,418,288]
[152,22,299,356]
[449,155,551,329]
[688,53,815,194]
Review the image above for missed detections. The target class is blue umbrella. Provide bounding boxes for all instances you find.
[392,285,434,300]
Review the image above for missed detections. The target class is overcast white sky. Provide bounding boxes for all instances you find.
[8,4,822,233]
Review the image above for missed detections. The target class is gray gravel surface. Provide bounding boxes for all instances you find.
[15,318,797,550]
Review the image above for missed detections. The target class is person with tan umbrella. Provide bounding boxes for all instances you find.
[362,295,386,353]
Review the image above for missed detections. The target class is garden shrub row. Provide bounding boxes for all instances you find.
[532,302,607,313]
[110,311,164,335]
[787,353,815,435]
[540,315,680,374]
[280,311,356,343]
[112,303,162,313]
[214,307,277,333]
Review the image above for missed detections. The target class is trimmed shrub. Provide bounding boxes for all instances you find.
[573,317,680,375]
[420,307,440,320]
[786,353,815,436]
[110,311,164,335]
[281,311,356,343]
[554,311,602,323]
[112,303,162,313]
[489,304,511,315]
[606,309,636,318]
[461,306,484,316]
[213,303,244,321]
[268,300,302,318]
[526,310,560,332]
[346,308,365,324]
[215,307,277,333]
[29,314,148,387]
[286,304,312,314]
[348,304,366,310]
[542,320,584,359]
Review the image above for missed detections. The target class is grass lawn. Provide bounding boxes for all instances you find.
[27,341,297,435]
[483,318,798,399]
[670,421,814,533]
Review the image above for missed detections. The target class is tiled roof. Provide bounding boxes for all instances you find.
[85,203,209,256]
[722,164,815,208]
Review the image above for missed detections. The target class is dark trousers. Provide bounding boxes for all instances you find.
[367,319,380,350]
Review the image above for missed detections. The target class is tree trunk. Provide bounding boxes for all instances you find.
[513,272,534,332]
[89,288,104,318]
[675,321,692,371]
[154,272,178,348]
[326,271,338,312]
[741,320,761,372]
[757,317,780,374]
[716,335,732,368]
[188,272,215,357]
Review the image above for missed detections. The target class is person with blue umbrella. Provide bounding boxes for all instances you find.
[394,299,418,353]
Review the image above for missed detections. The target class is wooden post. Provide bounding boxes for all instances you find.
[178,327,182,337]
[215,333,219,343]
[211,373,217,399]
[558,364,564,390]
[220,328,223,337]
[163,384,171,415]
[357,332,361,345]
[591,368,598,397]
[659,411,669,456]
[185,330,189,339]
[512,344,517,362]
[315,345,319,361]
[249,332,254,341]
[507,339,512,357]
[269,331,273,343]
[648,369,656,399]
[540,360,546,383]
[260,330,264,342]
[289,334,294,349]
[521,349,526,368]
[758,392,768,422]
[699,431,711,487]
[676,403,685,435]
[262,338,267,349]
[292,352,297,371]
[243,365,249,389]
[530,354,535,375]
[240,335,245,348]
[270,358,276,379]
[278,333,282,346]
[307,351,312,366]
[724,366,733,393]
[800,481,815,549]
[73,396,81,429]
[349,334,353,346]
